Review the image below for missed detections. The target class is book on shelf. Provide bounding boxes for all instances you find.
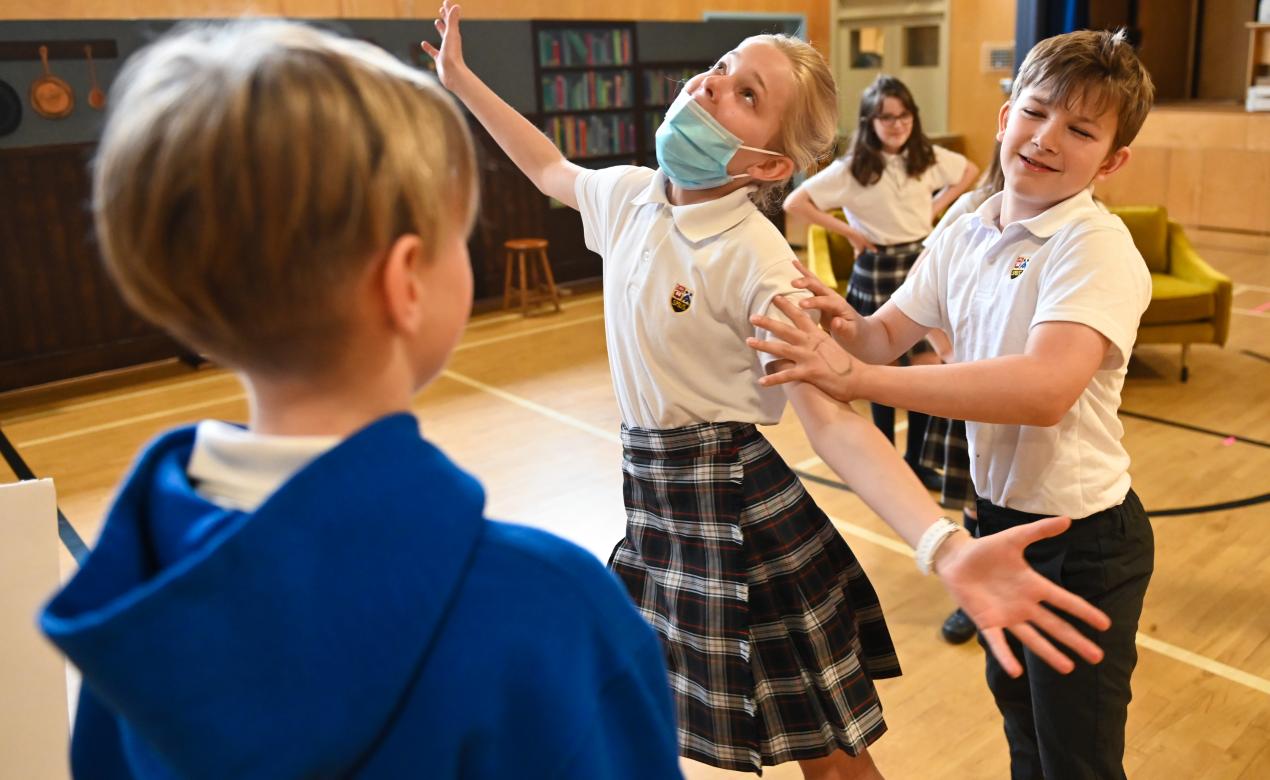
[543,114,637,158]
[540,71,632,112]
[537,28,633,67]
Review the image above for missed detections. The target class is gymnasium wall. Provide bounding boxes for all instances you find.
[0,0,831,57]
[947,0,1014,173]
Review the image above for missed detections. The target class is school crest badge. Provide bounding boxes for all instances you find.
[670,283,694,312]
[1010,255,1030,279]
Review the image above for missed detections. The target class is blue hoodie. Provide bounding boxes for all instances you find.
[41,414,682,779]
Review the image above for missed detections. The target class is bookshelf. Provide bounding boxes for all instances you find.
[532,21,640,163]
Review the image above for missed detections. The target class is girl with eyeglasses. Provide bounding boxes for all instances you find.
[784,75,978,492]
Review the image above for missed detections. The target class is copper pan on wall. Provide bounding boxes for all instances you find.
[30,45,73,119]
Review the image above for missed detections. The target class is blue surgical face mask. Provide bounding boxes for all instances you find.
[654,88,782,190]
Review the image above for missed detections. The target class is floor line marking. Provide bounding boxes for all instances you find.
[2,373,235,425]
[465,294,603,330]
[793,419,908,472]
[441,370,620,444]
[1134,633,1270,695]
[449,373,1270,698]
[2,307,601,424]
[455,314,605,352]
[15,395,246,448]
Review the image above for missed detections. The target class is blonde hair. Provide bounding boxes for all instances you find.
[93,20,478,374]
[1012,28,1155,152]
[744,34,838,210]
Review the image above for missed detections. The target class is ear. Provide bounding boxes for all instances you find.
[1094,146,1131,181]
[746,154,796,184]
[379,234,427,335]
[995,100,1011,142]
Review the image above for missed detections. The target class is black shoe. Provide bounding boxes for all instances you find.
[909,463,943,492]
[941,608,976,644]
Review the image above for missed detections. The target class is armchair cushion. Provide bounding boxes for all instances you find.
[805,209,854,295]
[1142,274,1216,324]
[1112,205,1169,273]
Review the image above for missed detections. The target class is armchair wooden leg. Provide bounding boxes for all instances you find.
[1180,343,1190,383]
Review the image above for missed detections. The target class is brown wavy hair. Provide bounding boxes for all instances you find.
[847,75,936,187]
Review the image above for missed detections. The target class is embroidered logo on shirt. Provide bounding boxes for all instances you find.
[1010,256,1030,279]
[670,283,694,312]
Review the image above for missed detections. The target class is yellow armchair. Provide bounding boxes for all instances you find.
[805,209,855,295]
[1111,205,1232,381]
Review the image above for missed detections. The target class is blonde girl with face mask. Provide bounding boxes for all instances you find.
[426,6,1112,778]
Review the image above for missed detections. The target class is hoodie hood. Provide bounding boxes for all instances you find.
[41,413,485,778]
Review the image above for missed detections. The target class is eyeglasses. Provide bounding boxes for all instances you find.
[874,112,913,126]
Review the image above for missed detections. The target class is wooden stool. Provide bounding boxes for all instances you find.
[502,238,562,316]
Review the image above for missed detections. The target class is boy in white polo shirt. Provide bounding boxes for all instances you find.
[751,29,1156,779]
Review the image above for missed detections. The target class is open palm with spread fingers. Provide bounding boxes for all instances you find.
[420,1,467,90]
[934,516,1111,677]
[750,297,1112,676]
[748,293,864,403]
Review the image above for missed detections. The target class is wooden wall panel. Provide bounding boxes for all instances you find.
[1195,0,1256,101]
[1095,108,1270,235]
[1137,0,1195,101]
[1164,148,1204,225]
[947,0,1014,174]
[1097,145,1169,211]
[0,144,188,391]
[1197,149,1270,233]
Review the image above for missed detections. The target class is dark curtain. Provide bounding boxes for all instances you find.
[1015,0,1091,74]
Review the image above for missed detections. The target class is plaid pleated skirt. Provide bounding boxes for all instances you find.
[918,416,973,509]
[845,241,932,362]
[845,240,925,317]
[609,422,900,773]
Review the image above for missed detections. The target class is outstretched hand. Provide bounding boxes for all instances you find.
[936,515,1112,677]
[748,294,863,403]
[420,1,468,90]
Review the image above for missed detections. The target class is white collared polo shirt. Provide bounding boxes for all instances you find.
[801,146,969,246]
[891,189,1152,518]
[575,166,809,430]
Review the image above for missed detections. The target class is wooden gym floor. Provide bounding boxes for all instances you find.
[2,229,1267,778]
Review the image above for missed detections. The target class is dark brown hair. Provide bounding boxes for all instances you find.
[848,75,936,187]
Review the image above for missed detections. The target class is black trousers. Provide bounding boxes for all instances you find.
[974,490,1154,780]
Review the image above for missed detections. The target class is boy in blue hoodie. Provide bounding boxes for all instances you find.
[40,20,680,780]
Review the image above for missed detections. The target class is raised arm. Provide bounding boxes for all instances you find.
[422,2,582,208]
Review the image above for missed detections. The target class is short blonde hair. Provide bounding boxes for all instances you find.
[745,34,838,210]
[1012,28,1155,152]
[93,20,477,374]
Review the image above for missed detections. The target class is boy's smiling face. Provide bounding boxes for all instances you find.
[997,84,1131,219]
